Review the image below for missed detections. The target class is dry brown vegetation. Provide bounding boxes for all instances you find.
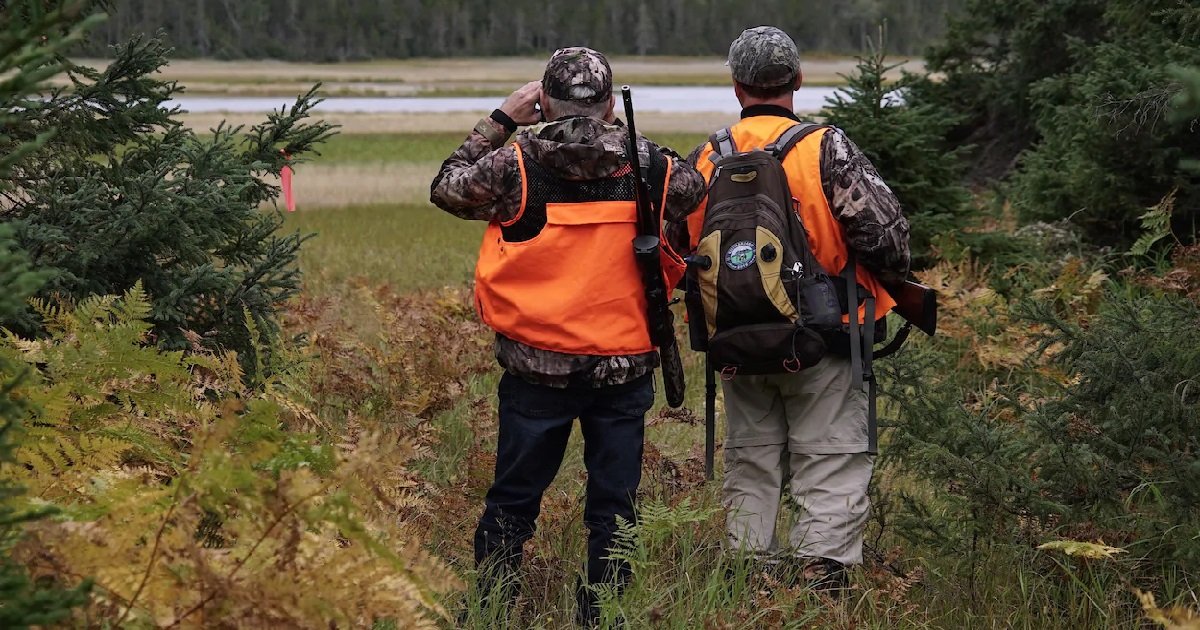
[264,163,436,208]
[6,285,460,628]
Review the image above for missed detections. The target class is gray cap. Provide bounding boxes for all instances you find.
[727,26,801,88]
[542,47,613,104]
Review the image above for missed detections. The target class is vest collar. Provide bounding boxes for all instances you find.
[740,104,800,122]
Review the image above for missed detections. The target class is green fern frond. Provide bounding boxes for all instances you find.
[117,281,153,322]
[1130,190,1177,257]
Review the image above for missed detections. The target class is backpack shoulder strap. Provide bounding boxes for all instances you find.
[707,127,737,164]
[765,122,826,162]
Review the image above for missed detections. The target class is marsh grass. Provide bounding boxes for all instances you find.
[183,110,743,135]
[267,163,434,209]
[284,204,485,295]
[311,132,710,164]
[313,133,472,163]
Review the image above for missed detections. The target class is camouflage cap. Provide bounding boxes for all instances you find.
[542,47,613,104]
[727,26,801,89]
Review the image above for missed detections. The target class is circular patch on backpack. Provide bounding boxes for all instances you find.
[725,240,756,270]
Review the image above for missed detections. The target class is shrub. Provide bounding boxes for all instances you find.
[910,0,1200,246]
[821,46,970,265]
[0,3,102,626]
[882,260,1200,576]
[1,26,335,376]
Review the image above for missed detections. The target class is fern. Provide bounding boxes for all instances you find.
[3,287,456,626]
[1131,190,1179,257]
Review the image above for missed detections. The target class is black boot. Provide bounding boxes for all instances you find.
[575,577,601,628]
[803,557,850,594]
[461,551,521,626]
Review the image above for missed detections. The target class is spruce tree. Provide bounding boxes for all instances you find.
[1,18,334,375]
[0,2,97,625]
[821,46,970,265]
[910,0,1200,245]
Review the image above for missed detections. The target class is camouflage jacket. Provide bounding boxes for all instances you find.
[430,115,707,388]
[674,105,911,286]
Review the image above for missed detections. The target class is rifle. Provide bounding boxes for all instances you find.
[622,85,686,409]
[875,279,937,360]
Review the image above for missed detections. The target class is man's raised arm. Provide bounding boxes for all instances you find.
[429,81,542,222]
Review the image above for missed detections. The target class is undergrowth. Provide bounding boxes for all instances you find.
[1,284,455,627]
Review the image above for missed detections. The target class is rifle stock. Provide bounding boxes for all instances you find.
[886,280,937,336]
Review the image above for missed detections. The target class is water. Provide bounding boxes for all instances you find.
[170,86,845,114]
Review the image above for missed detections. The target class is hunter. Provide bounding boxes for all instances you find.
[429,47,706,625]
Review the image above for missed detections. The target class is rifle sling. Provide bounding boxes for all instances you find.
[874,320,912,359]
[843,257,864,392]
[842,254,879,455]
[863,293,877,455]
[704,356,716,481]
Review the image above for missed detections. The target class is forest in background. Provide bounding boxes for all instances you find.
[69,0,958,60]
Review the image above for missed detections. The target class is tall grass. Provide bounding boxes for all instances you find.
[311,132,709,164]
[284,204,484,295]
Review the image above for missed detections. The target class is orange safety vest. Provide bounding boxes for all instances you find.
[685,116,896,321]
[474,142,684,355]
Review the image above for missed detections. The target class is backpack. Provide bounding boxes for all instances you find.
[684,123,843,376]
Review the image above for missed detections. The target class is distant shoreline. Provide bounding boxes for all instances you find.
[62,56,924,99]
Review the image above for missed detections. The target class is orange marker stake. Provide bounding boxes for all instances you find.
[281,150,296,212]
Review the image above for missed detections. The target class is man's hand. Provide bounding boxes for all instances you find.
[500,81,543,126]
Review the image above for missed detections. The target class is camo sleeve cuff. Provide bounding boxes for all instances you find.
[473,117,512,148]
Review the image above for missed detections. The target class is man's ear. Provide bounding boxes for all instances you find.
[604,93,616,123]
[793,69,804,91]
[733,80,747,105]
[539,92,550,122]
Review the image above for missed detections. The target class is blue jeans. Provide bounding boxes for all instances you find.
[474,371,653,588]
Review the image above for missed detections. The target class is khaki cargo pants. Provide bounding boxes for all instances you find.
[721,354,872,565]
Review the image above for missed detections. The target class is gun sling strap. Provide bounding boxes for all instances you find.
[704,355,716,481]
[842,254,878,455]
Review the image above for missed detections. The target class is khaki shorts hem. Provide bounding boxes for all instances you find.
[787,441,870,455]
[724,436,788,449]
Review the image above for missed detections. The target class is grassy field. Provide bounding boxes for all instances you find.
[307,132,709,164]
[184,110,744,136]
[287,203,483,295]
[281,130,704,294]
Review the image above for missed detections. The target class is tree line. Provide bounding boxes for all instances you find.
[71,0,959,61]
